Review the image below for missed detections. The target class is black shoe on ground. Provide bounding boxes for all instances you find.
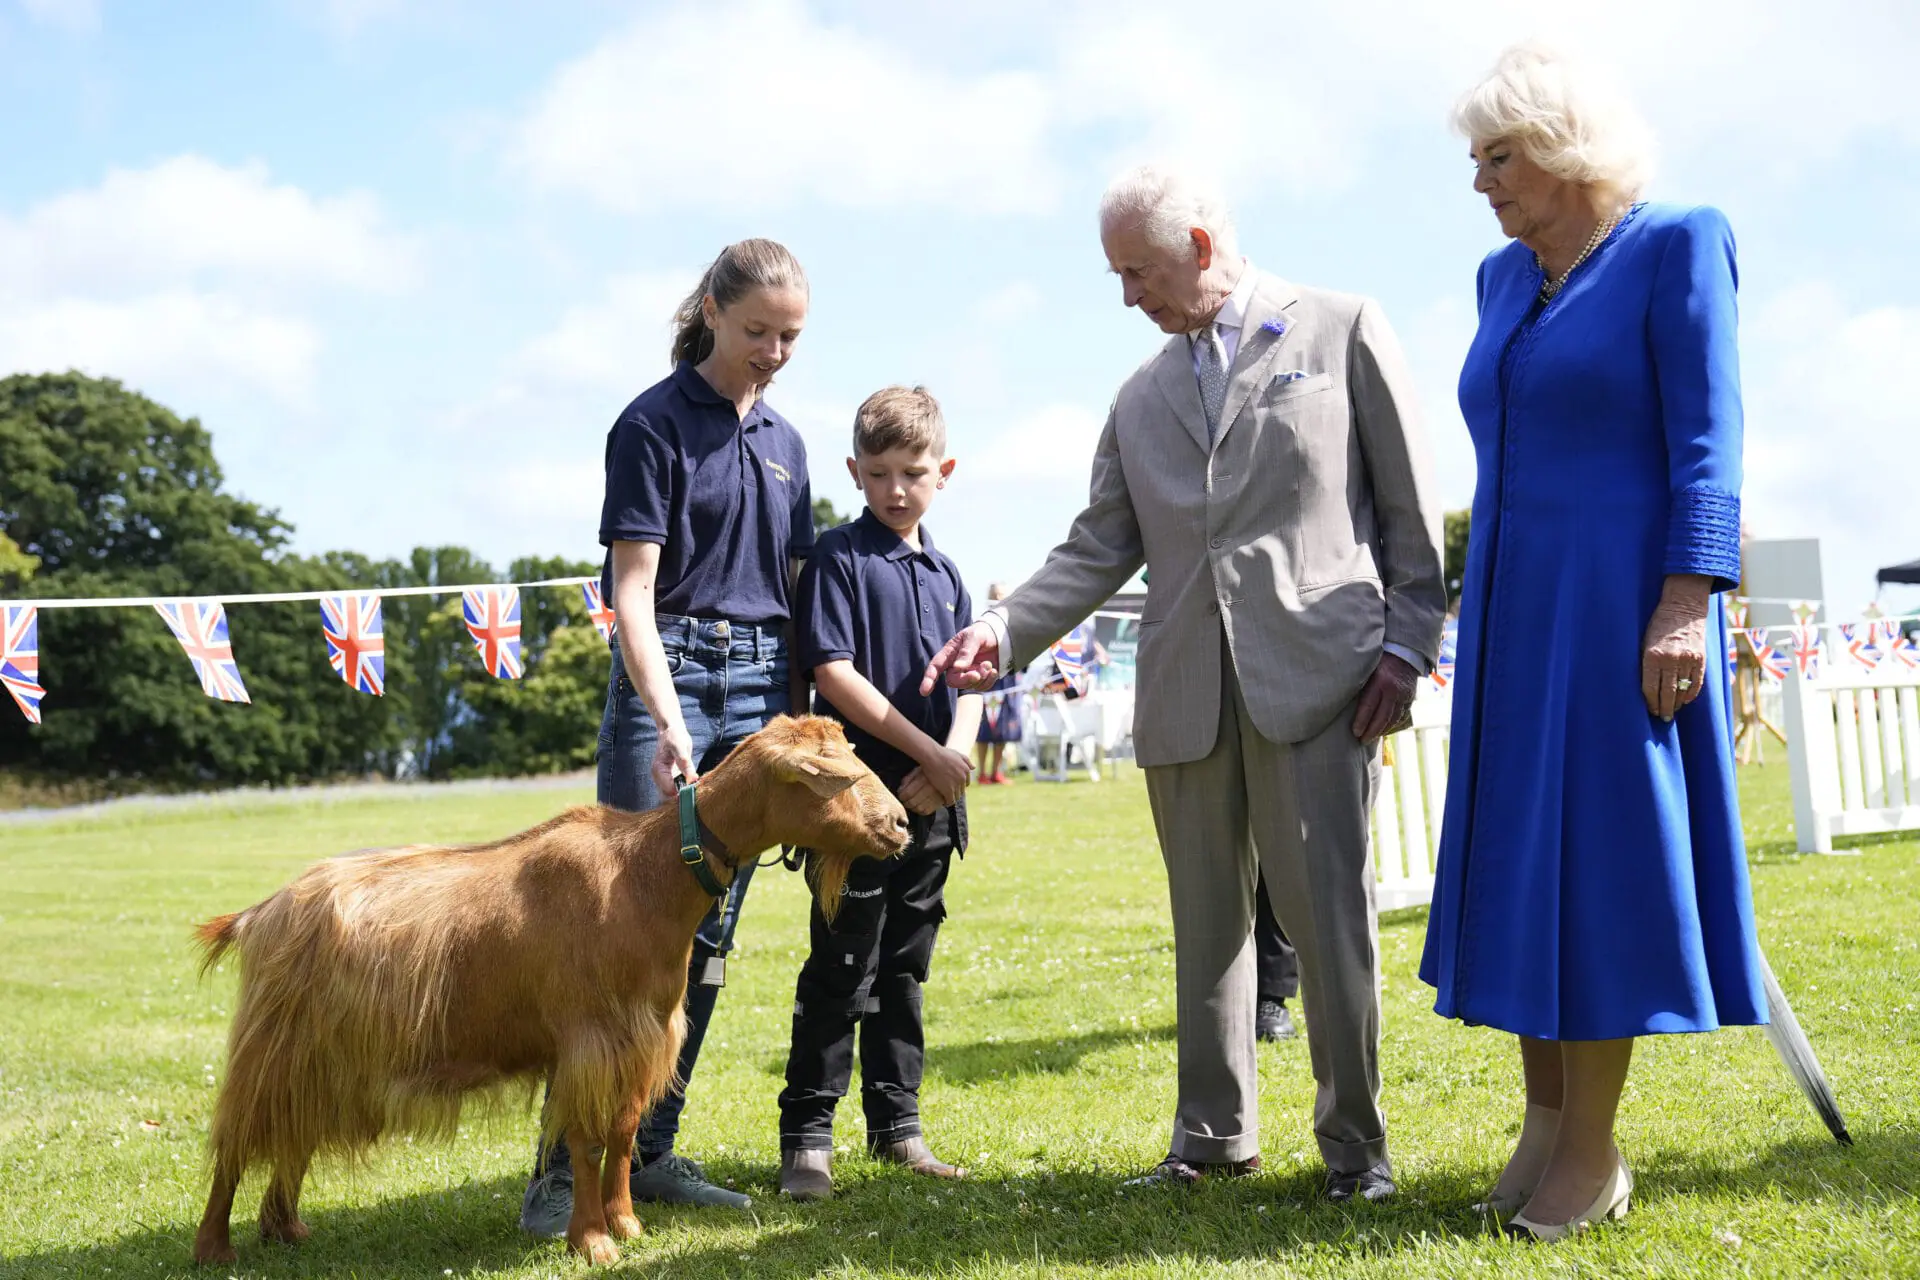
[1255,998,1297,1042]
[1122,1152,1261,1188]
[1325,1159,1396,1203]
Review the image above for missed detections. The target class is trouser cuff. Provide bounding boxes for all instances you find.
[1171,1123,1259,1165]
[780,1131,835,1152]
[865,1118,922,1145]
[1317,1131,1389,1175]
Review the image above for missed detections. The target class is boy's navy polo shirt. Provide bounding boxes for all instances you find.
[598,362,815,625]
[799,510,973,788]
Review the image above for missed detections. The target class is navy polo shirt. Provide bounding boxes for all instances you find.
[799,510,973,787]
[598,362,815,625]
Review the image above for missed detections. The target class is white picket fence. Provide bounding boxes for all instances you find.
[1020,682,1453,910]
[1782,660,1920,853]
[1373,687,1452,910]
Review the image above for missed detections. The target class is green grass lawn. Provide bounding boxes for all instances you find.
[2,761,1916,1278]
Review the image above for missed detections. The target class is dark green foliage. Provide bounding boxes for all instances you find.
[0,372,606,790]
[1443,507,1471,605]
[813,496,848,536]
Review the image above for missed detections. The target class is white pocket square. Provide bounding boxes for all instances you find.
[1272,369,1316,385]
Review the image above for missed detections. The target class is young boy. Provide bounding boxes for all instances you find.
[777,385,982,1200]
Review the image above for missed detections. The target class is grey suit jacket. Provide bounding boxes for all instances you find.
[999,270,1446,766]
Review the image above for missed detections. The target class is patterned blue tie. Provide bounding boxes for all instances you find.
[1196,325,1229,444]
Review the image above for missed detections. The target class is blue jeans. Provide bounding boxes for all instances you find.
[537,615,789,1172]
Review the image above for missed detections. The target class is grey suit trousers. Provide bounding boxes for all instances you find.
[1144,641,1386,1173]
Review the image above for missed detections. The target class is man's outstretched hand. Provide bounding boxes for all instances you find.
[921,621,1002,696]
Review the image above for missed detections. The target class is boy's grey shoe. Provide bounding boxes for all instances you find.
[630,1152,752,1208]
[518,1164,573,1239]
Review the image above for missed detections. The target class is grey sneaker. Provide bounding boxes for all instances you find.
[629,1152,752,1209]
[518,1163,573,1239]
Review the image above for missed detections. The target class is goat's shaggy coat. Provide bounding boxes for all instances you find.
[190,715,908,1267]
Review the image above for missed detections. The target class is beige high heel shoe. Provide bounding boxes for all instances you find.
[1473,1104,1560,1217]
[1505,1153,1632,1242]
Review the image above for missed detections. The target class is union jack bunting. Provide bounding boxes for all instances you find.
[1726,598,1749,630]
[2,604,45,724]
[320,594,385,696]
[154,601,251,703]
[1430,658,1455,691]
[581,581,616,644]
[1050,624,1091,695]
[1884,621,1920,672]
[1840,623,1884,672]
[1788,623,1823,680]
[1746,630,1791,683]
[463,586,523,680]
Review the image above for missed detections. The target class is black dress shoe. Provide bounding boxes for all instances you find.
[1122,1152,1261,1188]
[1255,998,1297,1042]
[1325,1159,1396,1203]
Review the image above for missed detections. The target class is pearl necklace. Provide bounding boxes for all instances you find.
[1537,211,1621,301]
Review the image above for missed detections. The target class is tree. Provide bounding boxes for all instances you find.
[813,496,849,536]
[1444,508,1471,606]
[0,373,401,785]
[0,530,36,592]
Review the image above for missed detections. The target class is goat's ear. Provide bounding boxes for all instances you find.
[779,750,865,798]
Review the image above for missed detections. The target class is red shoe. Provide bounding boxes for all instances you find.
[989,771,1010,785]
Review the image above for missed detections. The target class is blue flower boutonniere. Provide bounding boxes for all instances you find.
[1261,318,1287,336]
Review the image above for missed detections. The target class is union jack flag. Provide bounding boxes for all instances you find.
[1050,624,1091,695]
[1883,621,1919,671]
[1746,629,1791,682]
[2,604,45,724]
[154,601,251,703]
[1840,623,1884,672]
[320,594,385,696]
[1430,659,1455,691]
[463,586,523,679]
[1788,623,1823,680]
[581,581,616,644]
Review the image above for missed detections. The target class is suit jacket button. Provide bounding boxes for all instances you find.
[1210,537,1225,549]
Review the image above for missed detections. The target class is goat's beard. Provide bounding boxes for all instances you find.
[805,850,857,924]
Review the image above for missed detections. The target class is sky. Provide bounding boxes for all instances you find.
[3,0,1917,615]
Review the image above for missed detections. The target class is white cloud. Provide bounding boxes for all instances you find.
[0,293,319,403]
[511,270,695,394]
[510,0,1056,214]
[971,402,1106,481]
[0,155,417,298]
[0,157,417,404]
[1741,283,1920,613]
[18,0,97,33]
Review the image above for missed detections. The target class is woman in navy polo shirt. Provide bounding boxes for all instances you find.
[522,238,815,1231]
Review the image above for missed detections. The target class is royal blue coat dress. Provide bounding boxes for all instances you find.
[1418,203,1769,1041]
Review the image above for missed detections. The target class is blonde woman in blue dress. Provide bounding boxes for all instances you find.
[1420,45,1768,1241]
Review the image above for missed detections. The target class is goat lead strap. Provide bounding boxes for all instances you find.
[678,782,729,900]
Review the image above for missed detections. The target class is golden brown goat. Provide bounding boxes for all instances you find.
[190,715,908,1267]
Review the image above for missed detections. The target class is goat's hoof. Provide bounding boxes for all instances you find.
[191,1238,237,1266]
[567,1230,621,1266]
[261,1216,310,1244]
[607,1212,644,1240]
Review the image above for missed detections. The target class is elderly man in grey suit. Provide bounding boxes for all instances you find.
[924,166,1445,1201]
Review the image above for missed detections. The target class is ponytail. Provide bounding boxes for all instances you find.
[669,238,809,368]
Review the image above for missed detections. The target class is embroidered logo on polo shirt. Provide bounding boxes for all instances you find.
[765,460,792,483]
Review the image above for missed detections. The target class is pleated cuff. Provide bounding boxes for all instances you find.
[1665,484,1742,593]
